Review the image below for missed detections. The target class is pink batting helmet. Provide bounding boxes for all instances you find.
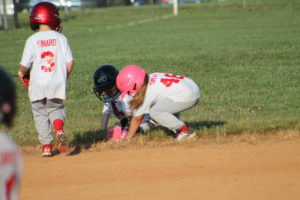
[116,65,147,99]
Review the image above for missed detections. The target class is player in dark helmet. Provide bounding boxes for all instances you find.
[93,65,131,131]
[0,66,23,200]
[93,65,157,140]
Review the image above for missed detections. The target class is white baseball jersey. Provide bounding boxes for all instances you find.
[0,132,22,200]
[103,94,132,120]
[134,73,200,116]
[20,30,73,102]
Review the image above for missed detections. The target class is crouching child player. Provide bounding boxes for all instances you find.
[116,65,200,141]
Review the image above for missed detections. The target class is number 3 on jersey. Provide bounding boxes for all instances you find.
[160,73,184,87]
[41,51,55,72]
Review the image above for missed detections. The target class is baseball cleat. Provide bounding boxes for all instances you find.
[42,144,53,157]
[56,130,69,153]
[175,130,196,141]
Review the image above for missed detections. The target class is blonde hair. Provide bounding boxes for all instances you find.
[129,74,149,111]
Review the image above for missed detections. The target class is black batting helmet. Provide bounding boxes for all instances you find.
[93,65,119,101]
[0,67,16,127]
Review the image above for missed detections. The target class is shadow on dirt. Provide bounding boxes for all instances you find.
[68,130,107,156]
[67,121,226,156]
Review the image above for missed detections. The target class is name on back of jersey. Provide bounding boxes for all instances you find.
[37,39,57,48]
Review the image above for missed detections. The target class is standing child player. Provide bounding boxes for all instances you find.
[93,65,154,140]
[18,2,74,156]
[116,65,200,141]
[0,67,23,200]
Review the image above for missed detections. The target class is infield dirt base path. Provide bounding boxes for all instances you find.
[20,133,300,200]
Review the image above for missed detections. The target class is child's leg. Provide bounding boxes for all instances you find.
[47,99,68,152]
[46,99,65,134]
[31,99,53,145]
[149,97,199,133]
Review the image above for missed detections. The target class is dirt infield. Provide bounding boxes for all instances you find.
[20,132,300,200]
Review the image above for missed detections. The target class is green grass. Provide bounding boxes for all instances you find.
[0,0,299,146]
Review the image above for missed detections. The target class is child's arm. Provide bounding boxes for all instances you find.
[67,61,74,79]
[101,113,110,130]
[126,114,144,138]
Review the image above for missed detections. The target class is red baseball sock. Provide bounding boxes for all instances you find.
[42,144,52,148]
[53,119,64,134]
[178,125,189,131]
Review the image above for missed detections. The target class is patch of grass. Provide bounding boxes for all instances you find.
[0,0,299,146]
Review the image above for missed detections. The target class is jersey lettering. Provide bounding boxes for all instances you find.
[160,73,184,87]
[149,73,158,85]
[0,151,17,166]
[37,39,57,48]
[41,51,55,72]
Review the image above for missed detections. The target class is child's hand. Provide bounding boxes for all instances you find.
[18,71,30,90]
[120,117,130,128]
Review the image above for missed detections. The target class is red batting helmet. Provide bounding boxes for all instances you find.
[30,2,61,32]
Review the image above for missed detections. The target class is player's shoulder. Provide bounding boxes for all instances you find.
[149,72,163,75]
[148,73,164,86]
[41,30,68,39]
[149,72,165,78]
[28,30,64,39]
[103,94,111,104]
[50,31,68,40]
[26,32,39,41]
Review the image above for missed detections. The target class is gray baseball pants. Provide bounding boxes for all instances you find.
[149,97,199,133]
[31,98,65,145]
